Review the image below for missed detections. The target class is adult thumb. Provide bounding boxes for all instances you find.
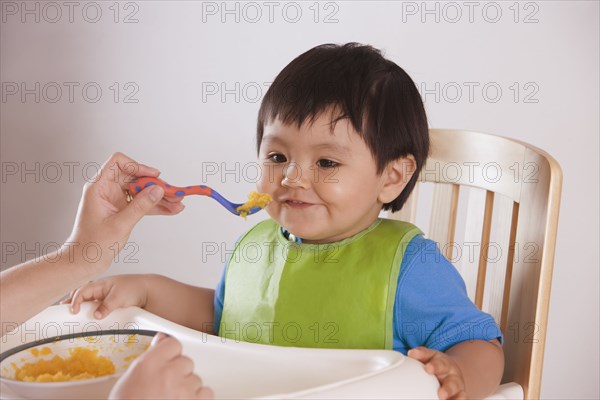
[150,332,169,347]
[120,185,164,226]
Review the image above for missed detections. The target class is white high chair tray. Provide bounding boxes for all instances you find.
[0,304,523,399]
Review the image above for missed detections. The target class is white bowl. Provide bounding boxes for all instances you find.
[0,329,156,399]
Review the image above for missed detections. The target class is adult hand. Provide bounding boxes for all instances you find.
[0,153,185,336]
[109,333,214,399]
[67,152,184,272]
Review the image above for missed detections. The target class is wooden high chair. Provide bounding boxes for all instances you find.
[389,129,562,399]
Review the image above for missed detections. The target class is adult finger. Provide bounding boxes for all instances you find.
[117,185,165,227]
[96,152,161,189]
[150,332,169,347]
[186,374,204,392]
[162,195,184,203]
[197,386,214,400]
[144,335,183,363]
[154,200,185,216]
[132,162,161,179]
[169,355,195,376]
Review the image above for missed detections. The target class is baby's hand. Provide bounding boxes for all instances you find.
[408,347,467,400]
[62,275,147,319]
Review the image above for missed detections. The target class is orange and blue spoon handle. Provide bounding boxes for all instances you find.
[129,176,212,197]
[127,176,263,216]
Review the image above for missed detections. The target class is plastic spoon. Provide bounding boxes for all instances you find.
[127,177,268,217]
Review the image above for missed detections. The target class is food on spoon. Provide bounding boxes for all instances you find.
[236,192,272,218]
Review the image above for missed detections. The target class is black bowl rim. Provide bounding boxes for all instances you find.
[0,329,160,362]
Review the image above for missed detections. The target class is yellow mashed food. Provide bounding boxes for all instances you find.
[29,347,52,357]
[13,347,116,382]
[236,192,272,218]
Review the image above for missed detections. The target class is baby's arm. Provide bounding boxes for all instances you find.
[408,339,504,399]
[143,274,215,334]
[398,236,505,398]
[67,274,215,334]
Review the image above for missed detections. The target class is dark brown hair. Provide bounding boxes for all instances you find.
[257,43,429,212]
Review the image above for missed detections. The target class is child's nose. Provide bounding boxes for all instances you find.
[281,162,310,189]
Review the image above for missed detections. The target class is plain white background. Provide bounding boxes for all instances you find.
[1,1,598,398]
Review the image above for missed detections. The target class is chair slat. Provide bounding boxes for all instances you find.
[474,190,494,309]
[500,201,520,333]
[428,183,459,259]
[461,187,487,302]
[484,194,516,324]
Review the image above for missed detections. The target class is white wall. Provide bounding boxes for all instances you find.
[1,1,598,398]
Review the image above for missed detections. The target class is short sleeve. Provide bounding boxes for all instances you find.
[393,235,503,354]
[213,265,226,335]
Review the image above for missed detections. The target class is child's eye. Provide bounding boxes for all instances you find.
[317,159,338,169]
[268,153,287,163]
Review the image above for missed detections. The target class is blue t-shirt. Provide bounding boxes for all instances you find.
[213,234,503,354]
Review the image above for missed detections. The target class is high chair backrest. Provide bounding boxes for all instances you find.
[389,129,562,399]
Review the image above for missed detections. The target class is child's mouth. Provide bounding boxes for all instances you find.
[284,200,313,209]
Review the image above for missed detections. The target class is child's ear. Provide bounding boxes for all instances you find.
[377,155,417,204]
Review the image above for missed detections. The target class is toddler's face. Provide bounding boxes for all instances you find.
[257,112,389,244]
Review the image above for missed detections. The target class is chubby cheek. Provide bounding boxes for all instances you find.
[257,164,283,218]
[256,178,267,195]
[320,176,381,219]
[316,174,360,207]
[257,164,281,194]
